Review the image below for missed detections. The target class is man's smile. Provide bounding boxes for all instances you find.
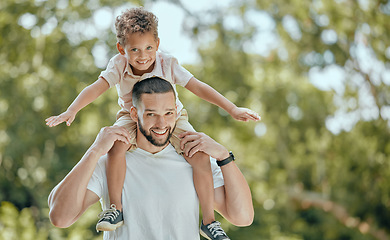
[151,128,168,135]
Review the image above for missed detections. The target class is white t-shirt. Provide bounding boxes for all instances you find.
[99,51,193,113]
[87,144,224,240]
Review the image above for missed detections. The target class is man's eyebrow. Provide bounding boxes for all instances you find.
[144,108,175,112]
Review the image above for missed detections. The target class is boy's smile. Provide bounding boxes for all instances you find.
[117,31,160,76]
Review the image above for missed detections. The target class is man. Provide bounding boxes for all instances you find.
[48,77,254,240]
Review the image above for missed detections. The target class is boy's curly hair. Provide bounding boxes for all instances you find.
[115,7,159,46]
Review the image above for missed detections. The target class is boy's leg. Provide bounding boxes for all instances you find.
[170,111,231,239]
[106,112,136,211]
[184,152,215,225]
[175,138,231,240]
[96,141,129,232]
[170,110,215,224]
[96,112,136,232]
[106,140,130,211]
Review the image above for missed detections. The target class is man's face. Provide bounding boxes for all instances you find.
[133,92,177,150]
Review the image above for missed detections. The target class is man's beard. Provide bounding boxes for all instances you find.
[138,118,176,147]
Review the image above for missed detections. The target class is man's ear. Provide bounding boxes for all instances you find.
[130,106,138,122]
[117,42,125,55]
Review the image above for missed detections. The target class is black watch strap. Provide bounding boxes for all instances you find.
[217,151,235,167]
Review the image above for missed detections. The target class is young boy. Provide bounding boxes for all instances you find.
[46,7,260,240]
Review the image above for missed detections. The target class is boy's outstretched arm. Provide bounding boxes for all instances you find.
[184,77,261,122]
[45,78,110,127]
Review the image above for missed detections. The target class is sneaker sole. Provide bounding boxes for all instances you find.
[200,229,230,240]
[200,230,211,240]
[96,221,124,232]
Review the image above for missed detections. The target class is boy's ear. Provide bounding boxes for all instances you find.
[156,38,160,49]
[130,106,138,122]
[117,42,125,55]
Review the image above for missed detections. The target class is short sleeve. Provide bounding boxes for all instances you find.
[210,157,224,189]
[99,54,127,87]
[87,156,107,198]
[169,56,193,87]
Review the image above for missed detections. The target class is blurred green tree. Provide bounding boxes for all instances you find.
[177,0,390,239]
[0,201,48,240]
[1,0,389,239]
[0,0,137,239]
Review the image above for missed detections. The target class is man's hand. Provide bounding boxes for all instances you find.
[90,126,131,156]
[179,131,229,159]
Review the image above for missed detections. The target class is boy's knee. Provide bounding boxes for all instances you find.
[108,141,130,156]
[185,152,210,168]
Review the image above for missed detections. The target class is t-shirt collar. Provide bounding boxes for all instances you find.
[131,143,175,157]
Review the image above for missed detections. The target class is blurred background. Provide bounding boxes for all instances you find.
[1,0,390,239]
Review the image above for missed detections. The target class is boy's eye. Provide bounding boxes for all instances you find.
[166,112,173,115]
[146,46,152,50]
[146,113,154,117]
[131,48,138,52]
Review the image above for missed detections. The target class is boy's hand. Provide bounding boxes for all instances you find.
[230,107,261,122]
[45,110,77,127]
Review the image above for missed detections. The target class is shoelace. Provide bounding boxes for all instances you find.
[207,221,227,238]
[98,204,119,222]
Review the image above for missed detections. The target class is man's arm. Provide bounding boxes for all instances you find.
[179,132,254,226]
[213,163,254,226]
[48,126,131,228]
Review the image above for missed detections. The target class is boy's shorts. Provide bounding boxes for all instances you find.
[114,109,195,154]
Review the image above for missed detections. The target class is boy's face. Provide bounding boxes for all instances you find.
[117,32,160,76]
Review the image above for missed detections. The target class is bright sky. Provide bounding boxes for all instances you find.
[18,0,278,66]
[90,0,277,66]
[149,1,201,64]
[91,1,228,65]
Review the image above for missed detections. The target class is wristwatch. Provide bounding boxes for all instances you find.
[217,151,235,167]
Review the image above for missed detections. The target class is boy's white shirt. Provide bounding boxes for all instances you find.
[87,144,224,240]
[99,51,193,114]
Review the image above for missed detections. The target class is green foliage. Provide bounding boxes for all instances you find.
[0,201,102,240]
[1,0,389,239]
[0,201,48,240]
[180,0,390,239]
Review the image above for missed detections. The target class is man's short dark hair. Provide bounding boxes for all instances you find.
[132,77,176,107]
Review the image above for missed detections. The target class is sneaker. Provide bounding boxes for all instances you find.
[96,204,124,232]
[200,221,230,240]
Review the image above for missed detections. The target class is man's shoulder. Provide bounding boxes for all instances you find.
[96,154,108,169]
